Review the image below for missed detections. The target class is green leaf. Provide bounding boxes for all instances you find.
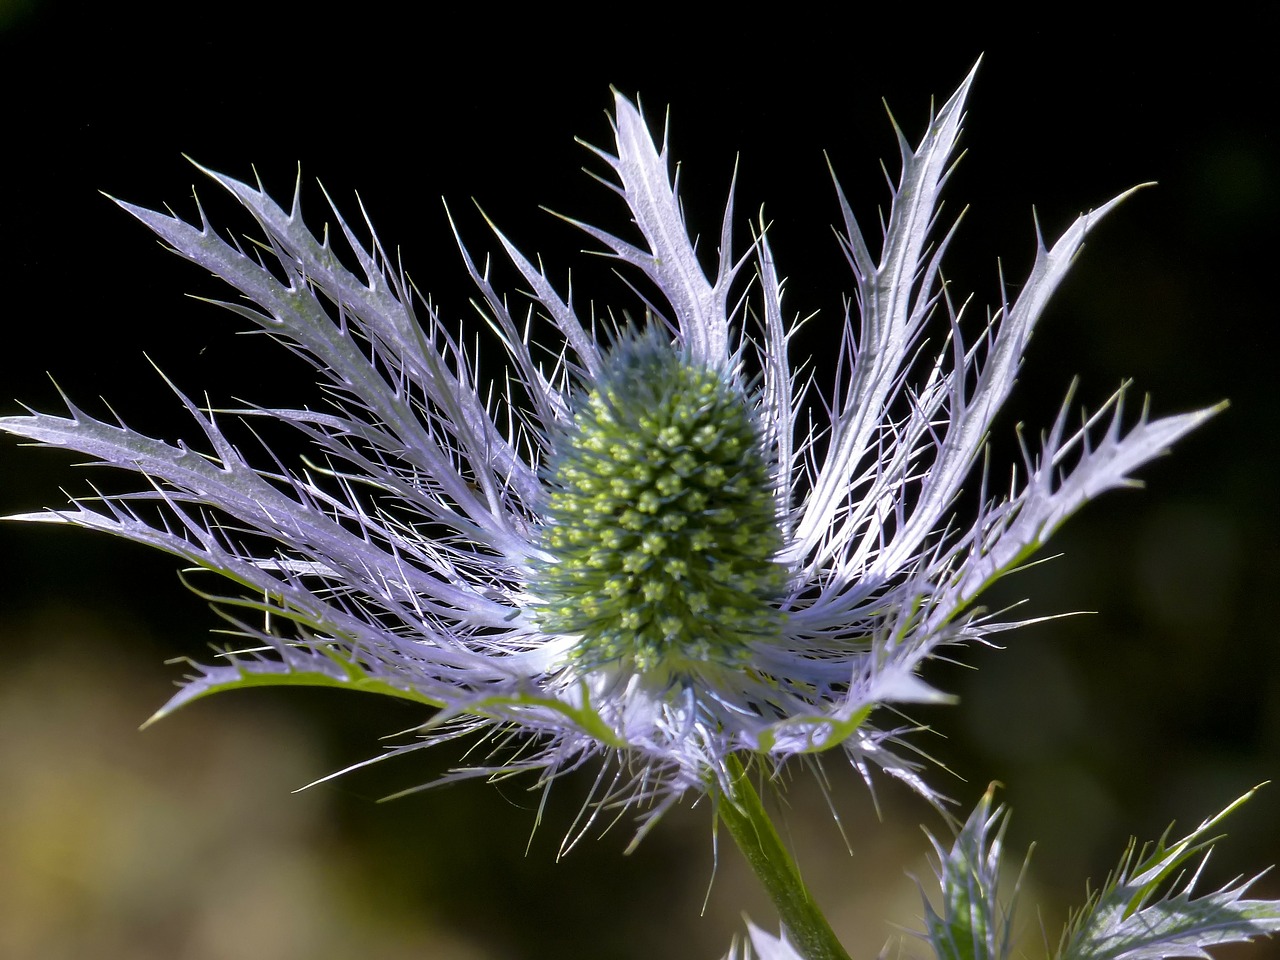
[143,656,445,728]
[921,785,1025,960]
[1057,786,1280,960]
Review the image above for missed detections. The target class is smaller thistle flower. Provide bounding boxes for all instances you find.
[0,64,1221,837]
[724,788,1280,960]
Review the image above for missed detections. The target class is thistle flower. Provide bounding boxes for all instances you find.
[1,66,1220,837]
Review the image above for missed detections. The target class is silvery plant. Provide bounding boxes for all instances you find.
[5,62,1277,960]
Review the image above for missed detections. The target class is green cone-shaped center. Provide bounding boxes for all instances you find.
[534,334,787,678]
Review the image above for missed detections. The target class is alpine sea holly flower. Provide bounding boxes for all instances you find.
[0,64,1220,837]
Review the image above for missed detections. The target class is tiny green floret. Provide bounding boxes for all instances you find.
[534,332,787,680]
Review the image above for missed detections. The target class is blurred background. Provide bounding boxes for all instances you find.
[1,6,1276,959]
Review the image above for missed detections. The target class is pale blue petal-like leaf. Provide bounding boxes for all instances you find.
[723,922,806,960]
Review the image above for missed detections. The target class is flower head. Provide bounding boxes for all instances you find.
[1,66,1220,837]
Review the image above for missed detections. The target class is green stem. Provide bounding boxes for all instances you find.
[717,755,852,960]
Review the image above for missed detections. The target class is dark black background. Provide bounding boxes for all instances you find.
[1,6,1276,960]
